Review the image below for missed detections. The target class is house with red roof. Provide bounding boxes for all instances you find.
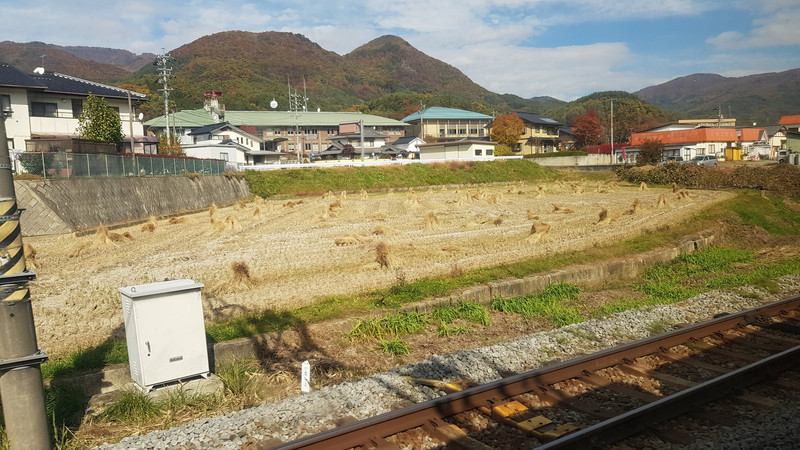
[778,115,800,132]
[629,127,738,161]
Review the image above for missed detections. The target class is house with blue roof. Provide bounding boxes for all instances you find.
[401,107,493,141]
[0,62,149,153]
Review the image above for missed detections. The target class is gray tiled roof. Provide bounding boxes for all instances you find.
[0,63,46,89]
[0,63,145,99]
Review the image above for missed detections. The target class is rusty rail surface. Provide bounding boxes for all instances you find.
[275,295,800,450]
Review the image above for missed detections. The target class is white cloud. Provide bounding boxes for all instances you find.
[707,5,800,50]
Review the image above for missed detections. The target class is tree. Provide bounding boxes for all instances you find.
[571,110,602,148]
[490,113,525,149]
[637,138,664,166]
[76,94,123,145]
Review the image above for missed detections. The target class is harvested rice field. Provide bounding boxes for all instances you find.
[25,180,732,356]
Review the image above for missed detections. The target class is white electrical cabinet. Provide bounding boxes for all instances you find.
[119,279,209,390]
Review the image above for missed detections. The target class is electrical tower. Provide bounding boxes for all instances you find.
[155,50,175,139]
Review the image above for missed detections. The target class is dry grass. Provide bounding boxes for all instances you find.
[168,217,188,225]
[24,182,733,357]
[375,242,390,268]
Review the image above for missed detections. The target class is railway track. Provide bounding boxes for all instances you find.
[275,295,800,449]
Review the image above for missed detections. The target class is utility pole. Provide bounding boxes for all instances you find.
[289,84,302,163]
[155,50,174,140]
[610,99,614,165]
[0,105,50,449]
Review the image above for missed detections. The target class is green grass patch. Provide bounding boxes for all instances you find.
[346,311,429,340]
[245,159,557,197]
[215,359,259,396]
[100,390,161,423]
[431,301,490,326]
[378,337,410,355]
[437,323,469,337]
[491,283,585,326]
[42,339,129,379]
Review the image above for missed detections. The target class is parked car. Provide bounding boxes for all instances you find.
[777,149,790,164]
[689,155,718,166]
[661,156,685,164]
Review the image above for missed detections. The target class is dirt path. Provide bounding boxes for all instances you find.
[25,181,732,357]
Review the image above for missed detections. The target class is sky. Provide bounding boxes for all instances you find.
[2,0,799,101]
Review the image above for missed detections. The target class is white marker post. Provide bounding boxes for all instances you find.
[301,360,310,394]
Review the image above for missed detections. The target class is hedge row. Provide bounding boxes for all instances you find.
[616,164,800,197]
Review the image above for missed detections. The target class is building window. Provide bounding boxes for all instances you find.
[31,102,58,117]
[1,94,11,112]
[439,128,445,137]
[459,127,467,135]
[487,149,494,156]
[71,99,82,118]
[448,127,456,135]
[312,143,319,151]
[475,149,483,156]
[219,152,229,161]
[305,143,312,151]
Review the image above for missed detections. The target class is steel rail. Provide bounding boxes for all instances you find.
[274,295,800,450]
[537,344,800,449]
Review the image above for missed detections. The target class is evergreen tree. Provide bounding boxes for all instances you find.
[76,94,123,144]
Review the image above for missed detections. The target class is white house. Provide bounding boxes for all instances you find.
[182,122,283,166]
[418,140,497,160]
[0,63,147,153]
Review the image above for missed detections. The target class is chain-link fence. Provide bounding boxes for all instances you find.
[12,152,226,178]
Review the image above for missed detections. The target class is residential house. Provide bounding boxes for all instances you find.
[401,107,493,141]
[778,115,800,133]
[145,108,408,159]
[736,127,770,158]
[317,121,388,159]
[0,62,148,153]
[377,136,425,159]
[418,140,496,160]
[508,112,563,154]
[765,125,787,153]
[182,122,282,166]
[629,127,738,161]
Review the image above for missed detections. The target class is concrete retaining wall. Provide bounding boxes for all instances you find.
[15,176,250,236]
[531,153,611,166]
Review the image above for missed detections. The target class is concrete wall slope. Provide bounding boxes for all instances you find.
[15,176,250,236]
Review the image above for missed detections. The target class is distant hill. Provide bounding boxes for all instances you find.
[0,41,130,83]
[635,69,800,126]
[3,33,795,127]
[54,45,156,72]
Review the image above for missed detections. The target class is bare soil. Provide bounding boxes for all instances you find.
[24,181,733,357]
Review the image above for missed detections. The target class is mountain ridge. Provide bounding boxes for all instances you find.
[1,33,796,125]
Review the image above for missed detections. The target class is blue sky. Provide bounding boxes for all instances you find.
[2,0,798,100]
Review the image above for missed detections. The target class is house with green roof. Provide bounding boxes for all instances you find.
[401,107,493,141]
[145,109,408,159]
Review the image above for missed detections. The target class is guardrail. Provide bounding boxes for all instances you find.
[12,152,227,178]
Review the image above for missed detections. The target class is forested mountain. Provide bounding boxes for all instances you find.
[0,41,130,83]
[634,69,800,126]
[2,32,795,129]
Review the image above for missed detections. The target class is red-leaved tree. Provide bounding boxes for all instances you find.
[571,110,602,148]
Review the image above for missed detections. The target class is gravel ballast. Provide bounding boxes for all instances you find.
[97,274,800,449]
